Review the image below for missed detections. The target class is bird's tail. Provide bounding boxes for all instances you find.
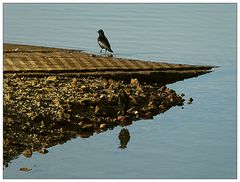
[108,48,113,53]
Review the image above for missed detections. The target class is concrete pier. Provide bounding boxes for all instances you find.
[3,43,216,166]
[3,43,214,84]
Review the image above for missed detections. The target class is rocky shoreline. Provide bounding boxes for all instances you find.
[3,74,186,167]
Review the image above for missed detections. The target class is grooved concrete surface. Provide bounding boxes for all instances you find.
[3,44,213,74]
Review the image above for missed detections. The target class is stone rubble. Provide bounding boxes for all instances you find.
[3,74,186,167]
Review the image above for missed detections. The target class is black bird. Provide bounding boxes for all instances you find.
[97,29,113,54]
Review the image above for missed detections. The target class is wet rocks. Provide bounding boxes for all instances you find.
[187,97,193,104]
[38,148,49,154]
[99,123,107,130]
[22,148,32,158]
[3,75,188,167]
[117,116,133,126]
[46,76,57,82]
[19,167,32,172]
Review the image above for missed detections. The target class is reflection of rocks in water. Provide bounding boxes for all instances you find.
[118,128,130,149]
[3,75,187,167]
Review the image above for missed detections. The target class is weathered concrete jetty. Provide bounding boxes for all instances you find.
[4,43,214,84]
[3,43,215,167]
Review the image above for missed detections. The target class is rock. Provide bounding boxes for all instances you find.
[38,148,49,154]
[149,94,159,102]
[126,107,137,115]
[22,148,32,158]
[159,85,166,92]
[71,78,78,87]
[187,98,193,104]
[139,93,146,98]
[180,93,185,97]
[4,117,14,126]
[130,78,140,87]
[107,94,118,104]
[26,112,36,120]
[100,94,105,99]
[148,101,157,108]
[177,102,184,106]
[95,105,101,114]
[147,101,159,114]
[159,104,167,112]
[80,85,89,92]
[46,76,57,82]
[79,132,93,138]
[165,88,175,94]
[117,116,132,126]
[100,123,107,130]
[19,167,32,172]
[4,93,11,102]
[80,98,95,106]
[81,123,94,130]
[143,112,153,119]
[130,78,143,92]
[128,95,137,103]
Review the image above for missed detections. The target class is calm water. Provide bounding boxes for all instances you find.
[3,3,237,179]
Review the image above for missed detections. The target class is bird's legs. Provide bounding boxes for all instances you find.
[100,49,102,54]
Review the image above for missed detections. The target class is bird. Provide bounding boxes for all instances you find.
[97,29,113,54]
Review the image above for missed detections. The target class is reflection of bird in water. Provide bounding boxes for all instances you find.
[118,90,129,115]
[118,128,130,149]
